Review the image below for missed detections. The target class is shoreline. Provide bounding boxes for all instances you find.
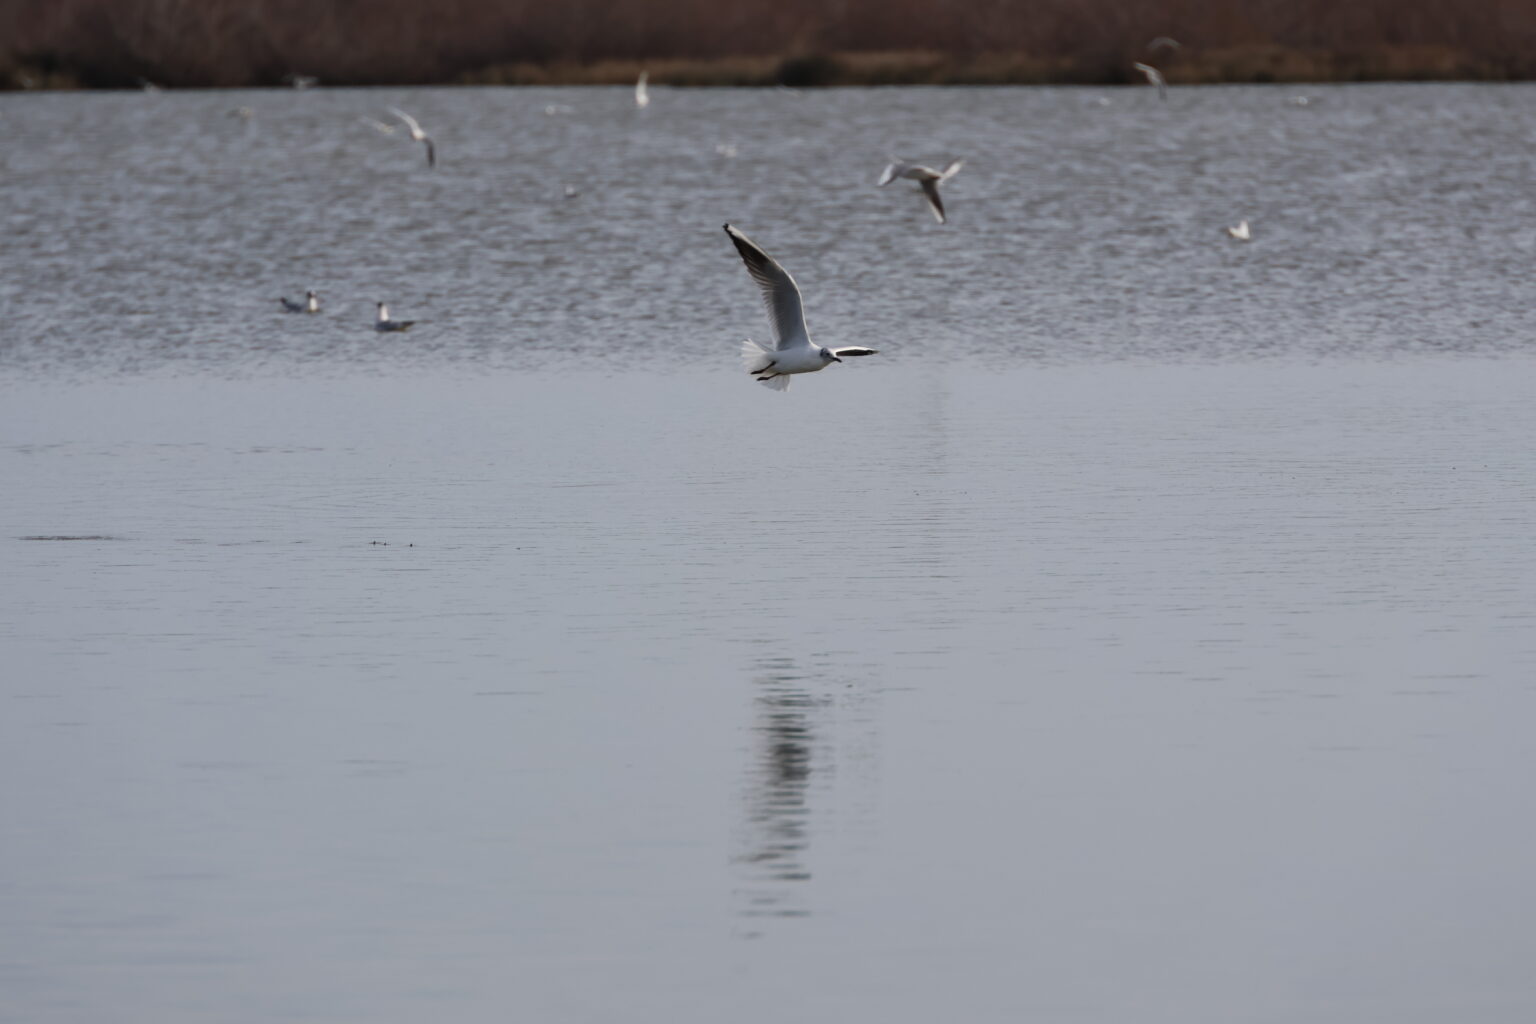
[7,46,1536,92]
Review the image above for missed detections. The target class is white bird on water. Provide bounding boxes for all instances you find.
[1227,220,1251,241]
[375,303,415,332]
[1132,62,1168,101]
[877,159,964,224]
[724,224,877,392]
[635,71,650,109]
[281,290,320,314]
[281,290,319,314]
[388,107,436,168]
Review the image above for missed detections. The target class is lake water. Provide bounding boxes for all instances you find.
[2,84,1535,1023]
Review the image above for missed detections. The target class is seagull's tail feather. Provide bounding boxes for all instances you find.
[741,338,791,391]
[740,337,774,374]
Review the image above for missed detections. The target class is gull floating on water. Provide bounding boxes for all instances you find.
[375,302,415,332]
[285,73,318,89]
[724,224,877,392]
[877,159,964,224]
[1227,220,1251,241]
[281,290,320,314]
[544,104,574,116]
[1132,62,1168,101]
[230,106,256,121]
[635,71,650,109]
[389,107,436,168]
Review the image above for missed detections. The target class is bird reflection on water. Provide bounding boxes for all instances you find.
[735,657,827,922]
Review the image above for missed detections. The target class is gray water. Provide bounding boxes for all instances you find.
[2,84,1535,1023]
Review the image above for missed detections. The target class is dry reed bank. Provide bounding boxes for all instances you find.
[3,0,1535,89]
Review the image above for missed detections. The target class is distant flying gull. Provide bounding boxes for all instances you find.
[544,104,574,116]
[877,159,964,224]
[1147,36,1181,52]
[563,183,581,199]
[360,115,397,135]
[281,290,320,313]
[1132,62,1168,101]
[635,71,650,109]
[723,224,877,392]
[389,107,436,168]
[375,303,415,332]
[1227,220,1251,241]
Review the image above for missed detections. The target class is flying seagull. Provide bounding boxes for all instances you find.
[1132,62,1168,101]
[723,224,877,392]
[877,160,964,224]
[1147,36,1181,53]
[281,290,320,314]
[375,302,415,332]
[635,71,650,109]
[1227,220,1251,241]
[389,107,436,168]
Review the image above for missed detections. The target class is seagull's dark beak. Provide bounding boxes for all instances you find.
[830,355,843,363]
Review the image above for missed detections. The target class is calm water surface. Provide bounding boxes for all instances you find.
[2,84,1535,1023]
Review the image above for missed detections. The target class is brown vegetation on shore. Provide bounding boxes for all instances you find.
[3,0,1535,89]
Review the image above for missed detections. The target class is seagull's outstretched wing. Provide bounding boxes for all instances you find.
[939,159,964,181]
[830,347,878,357]
[1133,62,1168,101]
[724,224,810,351]
[423,138,436,168]
[877,162,903,186]
[389,107,425,136]
[919,179,947,223]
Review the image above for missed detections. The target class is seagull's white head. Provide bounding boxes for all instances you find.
[821,348,841,364]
